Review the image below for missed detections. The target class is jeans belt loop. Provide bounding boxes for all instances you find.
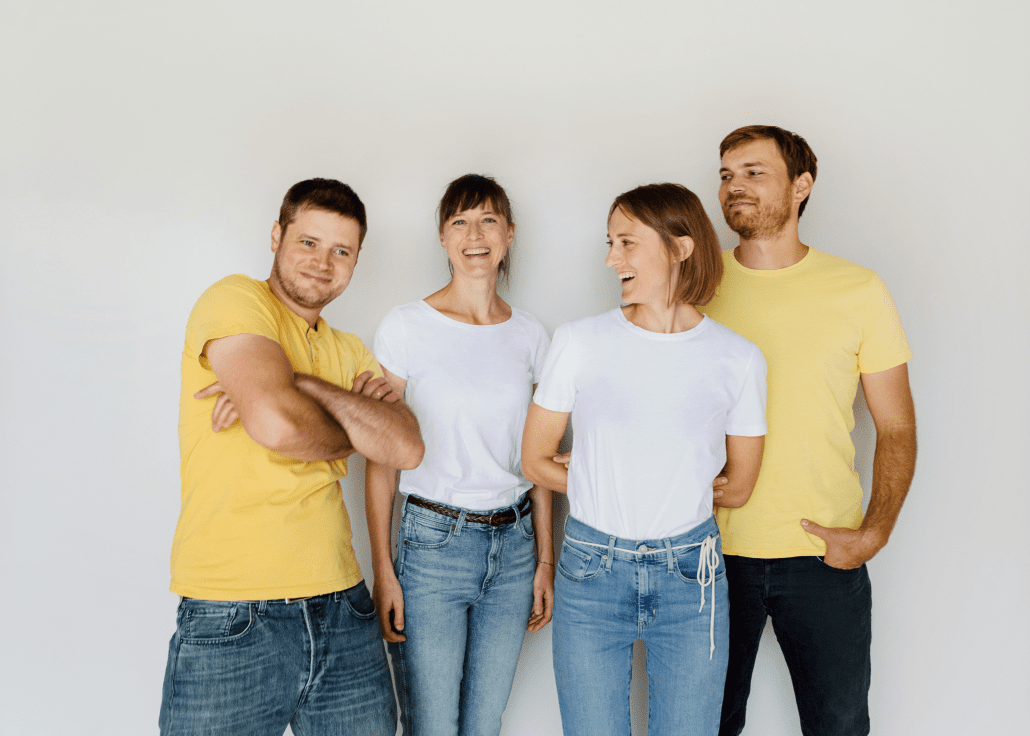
[664,537,675,573]
[257,599,268,615]
[605,535,616,572]
[454,508,468,536]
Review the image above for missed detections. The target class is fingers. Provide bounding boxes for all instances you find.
[355,373,397,402]
[194,381,224,400]
[800,519,829,540]
[211,393,239,432]
[712,475,728,488]
[375,591,406,643]
[351,370,374,395]
[552,452,571,470]
[527,565,555,632]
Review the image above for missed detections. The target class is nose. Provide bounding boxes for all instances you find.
[724,173,745,193]
[312,247,332,272]
[605,246,620,269]
[468,221,484,240]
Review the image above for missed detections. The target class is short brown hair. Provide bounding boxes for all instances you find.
[438,174,514,284]
[720,125,818,217]
[609,183,723,306]
[279,178,368,243]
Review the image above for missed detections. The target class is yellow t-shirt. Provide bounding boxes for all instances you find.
[170,274,379,600]
[702,248,912,557]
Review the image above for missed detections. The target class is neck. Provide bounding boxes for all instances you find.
[623,300,703,334]
[734,223,808,270]
[426,274,509,325]
[266,276,321,328]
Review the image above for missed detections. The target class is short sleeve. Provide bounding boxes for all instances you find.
[858,275,912,374]
[185,276,279,368]
[527,317,552,383]
[726,345,768,437]
[533,323,577,413]
[373,307,410,380]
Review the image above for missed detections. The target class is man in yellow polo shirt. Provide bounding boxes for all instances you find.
[159,179,424,735]
[704,127,917,736]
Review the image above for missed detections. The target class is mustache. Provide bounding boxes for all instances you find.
[724,195,754,206]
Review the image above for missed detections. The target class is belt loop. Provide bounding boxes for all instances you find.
[605,535,616,572]
[664,537,675,573]
[455,508,468,536]
[258,599,268,616]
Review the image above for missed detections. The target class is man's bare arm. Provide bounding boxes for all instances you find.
[205,333,354,461]
[295,372,423,470]
[802,363,917,568]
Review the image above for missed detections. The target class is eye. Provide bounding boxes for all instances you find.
[748,170,763,177]
[302,239,315,247]
[334,248,350,257]
[720,173,731,181]
[484,217,496,223]
[452,219,466,226]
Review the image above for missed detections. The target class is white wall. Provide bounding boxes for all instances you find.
[1,1,1026,734]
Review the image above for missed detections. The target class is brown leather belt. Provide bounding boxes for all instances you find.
[406,495,531,526]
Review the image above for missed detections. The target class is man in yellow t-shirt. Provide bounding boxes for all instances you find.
[704,127,916,736]
[159,179,424,735]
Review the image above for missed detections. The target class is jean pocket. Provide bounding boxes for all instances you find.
[517,511,535,541]
[343,581,377,620]
[673,546,726,584]
[179,600,255,644]
[816,557,864,574]
[556,539,604,582]
[402,515,456,549]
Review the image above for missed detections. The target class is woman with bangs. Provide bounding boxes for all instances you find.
[522,183,767,736]
[366,174,554,736]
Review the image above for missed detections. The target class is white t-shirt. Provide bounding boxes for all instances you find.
[374,300,551,510]
[534,308,767,539]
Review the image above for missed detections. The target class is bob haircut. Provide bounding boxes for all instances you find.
[438,174,514,284]
[279,178,368,244]
[609,183,723,306]
[720,125,819,218]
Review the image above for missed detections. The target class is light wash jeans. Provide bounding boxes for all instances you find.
[159,582,396,735]
[389,495,536,736]
[553,515,729,736]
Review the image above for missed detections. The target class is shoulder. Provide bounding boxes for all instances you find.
[509,306,550,338]
[807,248,882,287]
[194,274,267,307]
[701,317,764,359]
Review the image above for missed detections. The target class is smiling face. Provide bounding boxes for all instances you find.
[268,206,361,323]
[606,206,684,307]
[718,137,798,241]
[439,203,514,280]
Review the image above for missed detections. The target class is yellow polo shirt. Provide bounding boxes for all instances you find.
[170,275,378,600]
[703,248,912,557]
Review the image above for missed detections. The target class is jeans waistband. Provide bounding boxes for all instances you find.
[563,515,721,659]
[402,494,530,531]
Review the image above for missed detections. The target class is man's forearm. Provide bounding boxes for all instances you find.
[859,424,917,547]
[297,374,424,470]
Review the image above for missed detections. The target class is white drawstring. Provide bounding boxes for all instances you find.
[695,535,719,660]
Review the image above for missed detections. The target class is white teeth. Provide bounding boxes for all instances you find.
[619,272,635,281]
[463,248,490,256]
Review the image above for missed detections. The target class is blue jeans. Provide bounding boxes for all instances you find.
[719,555,872,736]
[159,582,396,735]
[553,515,729,736]
[388,496,536,736]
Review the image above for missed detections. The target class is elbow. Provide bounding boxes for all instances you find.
[395,437,425,471]
[521,459,546,489]
[242,408,303,454]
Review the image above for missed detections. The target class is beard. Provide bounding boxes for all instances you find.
[271,253,337,311]
[723,188,793,240]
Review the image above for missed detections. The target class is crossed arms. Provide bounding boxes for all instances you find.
[200,332,424,469]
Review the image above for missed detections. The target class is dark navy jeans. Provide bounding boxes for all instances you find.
[159,581,396,735]
[719,555,872,736]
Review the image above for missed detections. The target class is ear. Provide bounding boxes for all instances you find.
[793,172,814,205]
[507,222,515,246]
[271,221,283,253]
[674,235,695,262]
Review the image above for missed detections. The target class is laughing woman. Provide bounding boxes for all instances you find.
[522,183,767,736]
[365,174,554,736]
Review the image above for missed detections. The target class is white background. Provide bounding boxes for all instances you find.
[1,1,1027,734]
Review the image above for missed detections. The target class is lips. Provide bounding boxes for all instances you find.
[463,248,490,257]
